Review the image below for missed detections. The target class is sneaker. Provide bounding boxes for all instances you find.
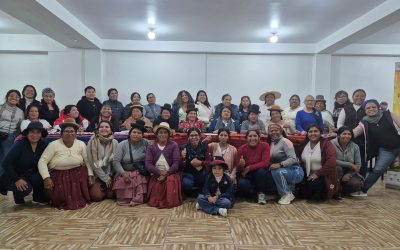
[32,200,48,206]
[195,202,201,211]
[278,192,295,205]
[257,192,267,205]
[350,191,367,197]
[218,208,227,217]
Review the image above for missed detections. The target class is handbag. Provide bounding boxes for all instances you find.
[128,141,150,176]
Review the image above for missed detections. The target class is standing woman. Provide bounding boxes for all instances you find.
[177,103,207,133]
[20,104,52,131]
[40,88,60,126]
[145,122,182,208]
[332,90,350,128]
[282,94,302,129]
[19,85,41,113]
[238,96,251,125]
[295,95,323,135]
[297,124,339,200]
[38,118,94,210]
[0,90,24,176]
[195,90,214,126]
[172,90,195,125]
[0,122,48,204]
[352,100,400,197]
[112,120,149,206]
[208,128,238,183]
[87,120,118,202]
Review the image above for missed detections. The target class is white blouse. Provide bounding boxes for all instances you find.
[301,142,322,176]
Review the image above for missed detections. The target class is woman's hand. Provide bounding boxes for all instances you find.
[106,179,113,188]
[269,163,281,170]
[242,166,250,176]
[351,164,360,173]
[208,196,217,204]
[15,179,28,192]
[307,173,318,182]
[122,172,131,184]
[44,177,54,190]
[88,176,95,186]
[181,148,187,159]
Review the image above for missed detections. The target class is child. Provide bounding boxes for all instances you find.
[196,158,234,217]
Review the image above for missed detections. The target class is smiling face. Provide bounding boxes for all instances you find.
[101,106,112,118]
[27,106,40,120]
[221,107,231,120]
[270,110,282,122]
[241,97,250,109]
[218,130,229,144]
[265,94,275,106]
[289,96,300,109]
[336,93,348,105]
[109,90,118,101]
[131,93,141,102]
[23,86,35,99]
[85,88,96,100]
[27,129,42,144]
[161,109,171,120]
[307,126,321,143]
[98,122,112,137]
[222,95,231,107]
[248,112,258,123]
[7,92,20,106]
[365,102,379,117]
[338,129,352,146]
[147,94,156,104]
[352,91,366,105]
[314,101,326,112]
[131,108,143,120]
[68,106,80,118]
[212,165,224,177]
[246,130,260,147]
[187,110,197,122]
[129,128,143,142]
[268,126,282,141]
[43,93,54,104]
[188,130,200,147]
[181,92,189,104]
[156,128,170,143]
[197,91,207,104]
[304,96,315,109]
[61,126,77,144]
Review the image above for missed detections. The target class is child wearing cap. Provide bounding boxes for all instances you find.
[195,158,234,217]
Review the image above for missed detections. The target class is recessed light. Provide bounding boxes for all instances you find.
[269,33,278,43]
[147,31,156,40]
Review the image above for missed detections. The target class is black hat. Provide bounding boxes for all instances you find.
[130,120,147,134]
[161,103,172,113]
[210,158,228,170]
[248,104,261,114]
[22,122,48,137]
[186,103,198,114]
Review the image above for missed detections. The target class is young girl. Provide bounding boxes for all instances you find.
[196,158,234,217]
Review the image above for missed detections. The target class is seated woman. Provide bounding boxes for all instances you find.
[238,96,251,125]
[208,106,239,134]
[172,90,195,125]
[20,104,52,132]
[195,90,214,126]
[297,124,339,201]
[123,92,145,121]
[282,94,302,129]
[153,103,178,130]
[113,120,149,206]
[0,122,48,205]
[265,105,295,135]
[208,128,237,183]
[314,95,334,134]
[86,120,118,202]
[86,104,120,132]
[38,118,94,210]
[267,123,304,205]
[145,122,182,208]
[295,95,323,135]
[331,126,363,196]
[53,105,89,132]
[40,87,60,126]
[214,94,240,122]
[177,103,206,133]
[181,128,211,196]
[121,102,152,131]
[236,130,272,204]
[240,104,266,134]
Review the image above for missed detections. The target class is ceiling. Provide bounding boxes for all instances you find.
[0,0,399,54]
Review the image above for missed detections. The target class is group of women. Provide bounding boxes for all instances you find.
[0,85,399,211]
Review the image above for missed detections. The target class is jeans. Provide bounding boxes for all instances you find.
[0,134,15,176]
[237,168,275,195]
[196,194,232,215]
[182,168,208,195]
[363,146,400,192]
[9,172,46,203]
[271,165,304,196]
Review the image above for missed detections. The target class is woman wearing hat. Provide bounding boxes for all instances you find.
[282,94,302,129]
[121,102,152,131]
[314,95,334,135]
[53,104,89,132]
[38,118,94,210]
[295,95,324,135]
[195,90,214,126]
[153,103,178,130]
[177,103,206,133]
[122,92,145,121]
[259,90,281,123]
[20,104,52,132]
[208,106,239,134]
[0,122,48,205]
[267,123,304,205]
[196,158,234,217]
[351,99,400,197]
[145,122,182,208]
[112,120,150,206]
[240,104,266,134]
[40,87,60,126]
[265,105,296,135]
[181,127,211,196]
[86,120,118,202]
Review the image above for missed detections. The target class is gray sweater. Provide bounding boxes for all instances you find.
[331,138,361,174]
[0,104,24,134]
[113,139,149,176]
[269,136,298,167]
[240,120,266,134]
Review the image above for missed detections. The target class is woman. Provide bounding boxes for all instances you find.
[123,92,144,120]
[208,128,237,183]
[208,106,239,134]
[282,94,302,129]
[38,118,94,210]
[20,104,52,132]
[297,124,339,200]
[19,85,41,113]
[331,126,363,196]
[265,105,295,135]
[86,120,118,202]
[314,95,334,134]
[177,104,206,133]
[332,90,351,127]
[0,122,48,205]
[53,105,89,132]
[172,90,195,124]
[295,95,323,135]
[214,94,240,122]
[236,130,272,204]
[181,128,211,196]
[238,96,251,125]
[240,104,266,134]
[40,88,60,126]
[195,90,214,126]
[86,104,120,132]
[145,122,182,208]
[259,90,281,123]
[153,103,178,130]
[0,90,24,176]
[113,120,149,206]
[352,99,400,197]
[267,123,304,205]
[121,102,152,131]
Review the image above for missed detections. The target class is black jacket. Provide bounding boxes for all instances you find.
[201,173,234,203]
[76,96,102,121]
[86,115,120,132]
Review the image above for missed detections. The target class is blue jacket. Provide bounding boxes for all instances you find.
[201,173,234,203]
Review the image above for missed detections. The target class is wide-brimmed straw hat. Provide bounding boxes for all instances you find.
[267,104,283,112]
[60,118,80,130]
[259,90,281,102]
[153,122,173,136]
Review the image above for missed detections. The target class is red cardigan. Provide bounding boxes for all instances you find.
[236,142,270,173]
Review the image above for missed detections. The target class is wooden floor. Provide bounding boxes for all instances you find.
[1,181,400,250]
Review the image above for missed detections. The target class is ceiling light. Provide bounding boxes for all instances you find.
[269,33,278,43]
[147,17,156,26]
[147,30,156,40]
